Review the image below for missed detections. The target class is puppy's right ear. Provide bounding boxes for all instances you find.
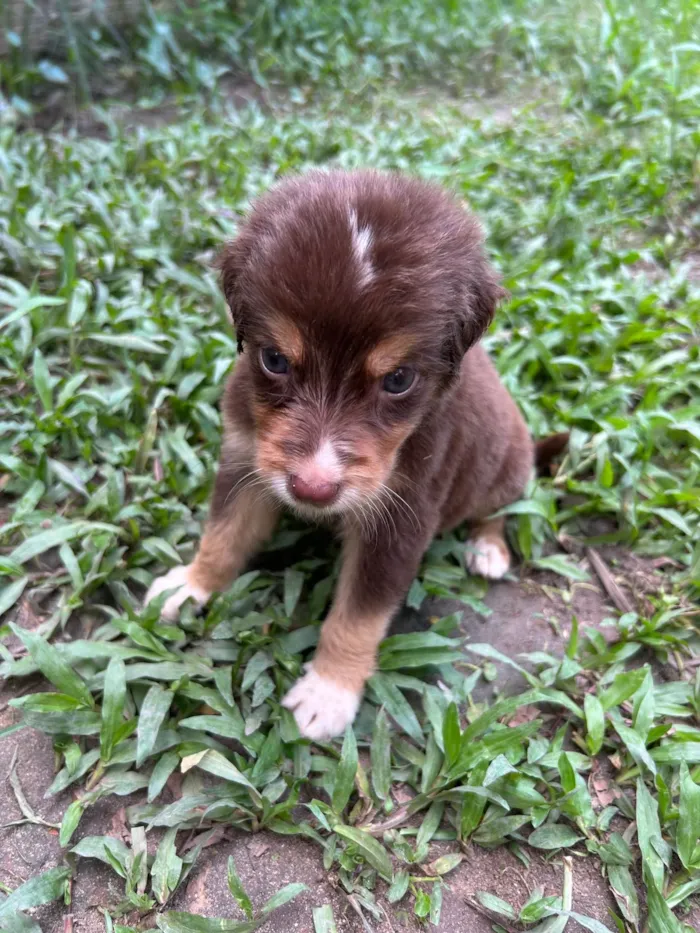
[216,238,247,354]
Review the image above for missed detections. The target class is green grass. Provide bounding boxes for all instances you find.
[1,0,700,929]
[3,0,699,111]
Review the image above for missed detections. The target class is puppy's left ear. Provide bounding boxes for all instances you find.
[216,237,248,354]
[445,265,508,374]
[462,269,508,352]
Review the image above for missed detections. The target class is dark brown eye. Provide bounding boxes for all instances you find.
[382,367,416,395]
[260,347,290,375]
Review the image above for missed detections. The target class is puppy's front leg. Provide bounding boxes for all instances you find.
[284,524,428,740]
[146,459,279,621]
[465,515,511,580]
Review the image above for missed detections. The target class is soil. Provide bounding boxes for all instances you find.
[3,549,698,932]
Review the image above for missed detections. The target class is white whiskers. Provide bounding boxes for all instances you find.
[217,449,421,547]
[377,483,421,534]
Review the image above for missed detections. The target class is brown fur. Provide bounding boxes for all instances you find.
[535,431,570,476]
[183,170,560,701]
[192,486,278,593]
[312,531,396,691]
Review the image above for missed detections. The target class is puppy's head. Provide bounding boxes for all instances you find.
[219,170,504,519]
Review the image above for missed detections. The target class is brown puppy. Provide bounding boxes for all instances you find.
[146,170,536,739]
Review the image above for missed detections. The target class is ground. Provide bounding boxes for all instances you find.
[2,550,698,930]
[0,559,650,931]
[1,1,700,931]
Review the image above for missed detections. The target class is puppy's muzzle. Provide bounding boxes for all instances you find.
[288,473,340,505]
[284,439,344,507]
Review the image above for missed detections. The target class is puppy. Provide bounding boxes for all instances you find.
[146,170,545,740]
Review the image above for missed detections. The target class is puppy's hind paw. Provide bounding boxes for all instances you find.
[465,536,510,580]
[282,666,361,740]
[144,564,211,622]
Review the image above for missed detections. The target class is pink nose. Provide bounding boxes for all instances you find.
[288,474,340,505]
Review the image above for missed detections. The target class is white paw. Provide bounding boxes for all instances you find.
[144,565,211,622]
[282,666,361,740]
[465,537,510,580]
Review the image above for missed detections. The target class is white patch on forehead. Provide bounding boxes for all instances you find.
[348,209,374,288]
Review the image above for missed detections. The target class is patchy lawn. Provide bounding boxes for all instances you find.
[1,1,699,930]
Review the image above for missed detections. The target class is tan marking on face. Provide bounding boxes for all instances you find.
[189,485,279,592]
[344,422,416,498]
[253,406,292,476]
[365,333,416,379]
[267,315,304,365]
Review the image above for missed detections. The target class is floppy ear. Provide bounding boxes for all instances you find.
[444,265,507,376]
[461,269,508,352]
[216,238,248,354]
